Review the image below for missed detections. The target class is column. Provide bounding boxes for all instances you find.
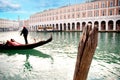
[80,22,82,31]
[75,22,77,31]
[66,23,68,31]
[62,23,64,31]
[99,21,101,31]
[70,23,72,31]
[106,20,108,31]
[58,24,60,31]
[92,22,94,29]
[113,20,116,31]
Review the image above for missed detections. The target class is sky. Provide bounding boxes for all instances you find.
[0,0,85,20]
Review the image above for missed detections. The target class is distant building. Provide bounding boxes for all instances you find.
[28,0,120,32]
[0,18,19,31]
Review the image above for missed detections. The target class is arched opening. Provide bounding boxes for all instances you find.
[88,21,92,24]
[64,23,66,31]
[101,21,106,30]
[77,22,80,31]
[82,22,86,30]
[116,20,120,31]
[108,20,113,30]
[56,24,58,30]
[72,23,75,31]
[52,24,55,30]
[94,21,99,27]
[68,23,70,31]
[60,23,62,31]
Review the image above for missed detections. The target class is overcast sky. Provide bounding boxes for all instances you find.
[0,0,85,20]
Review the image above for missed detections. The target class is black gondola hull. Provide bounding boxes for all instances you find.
[0,36,52,50]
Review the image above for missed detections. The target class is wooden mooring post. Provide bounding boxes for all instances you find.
[73,24,98,80]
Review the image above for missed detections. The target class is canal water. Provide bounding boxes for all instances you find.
[0,31,120,80]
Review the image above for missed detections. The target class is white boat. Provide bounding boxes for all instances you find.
[37,26,54,32]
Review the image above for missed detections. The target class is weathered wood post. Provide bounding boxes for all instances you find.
[73,24,98,80]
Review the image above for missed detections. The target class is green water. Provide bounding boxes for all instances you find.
[0,31,120,80]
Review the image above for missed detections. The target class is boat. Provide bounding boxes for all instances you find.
[37,26,54,32]
[0,35,52,50]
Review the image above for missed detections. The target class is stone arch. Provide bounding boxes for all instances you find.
[101,21,106,30]
[108,20,114,30]
[77,22,80,30]
[94,21,99,27]
[82,22,86,30]
[60,23,62,31]
[52,24,55,30]
[68,23,70,30]
[64,23,66,31]
[116,20,120,31]
[72,23,75,30]
[88,21,92,24]
[56,24,58,30]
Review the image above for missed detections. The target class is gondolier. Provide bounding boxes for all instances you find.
[20,26,28,44]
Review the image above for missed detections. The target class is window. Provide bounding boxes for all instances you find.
[119,9,120,15]
[95,11,99,17]
[68,15,70,19]
[77,14,80,18]
[77,8,80,11]
[102,2,105,8]
[64,15,66,19]
[60,15,62,19]
[110,10,113,15]
[64,9,66,13]
[95,4,98,9]
[119,0,120,6]
[102,10,105,16]
[72,14,74,18]
[56,16,58,20]
[82,12,86,17]
[72,8,74,12]
[110,1,113,7]
[68,9,70,12]
[87,11,92,17]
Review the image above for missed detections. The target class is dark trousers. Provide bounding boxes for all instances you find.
[24,35,28,44]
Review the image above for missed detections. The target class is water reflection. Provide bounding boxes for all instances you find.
[0,49,53,72]
[95,33,120,64]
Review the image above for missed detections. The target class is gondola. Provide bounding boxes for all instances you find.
[0,35,52,50]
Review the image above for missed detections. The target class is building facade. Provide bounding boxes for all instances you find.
[29,0,120,31]
[0,18,19,31]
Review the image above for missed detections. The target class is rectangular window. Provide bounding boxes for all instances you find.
[77,14,79,18]
[72,14,74,18]
[77,8,80,11]
[95,11,99,17]
[119,0,120,6]
[68,15,70,19]
[82,12,86,17]
[102,10,105,16]
[110,1,113,7]
[95,4,98,9]
[119,9,120,15]
[102,2,105,8]
[110,10,113,15]
[64,15,66,19]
